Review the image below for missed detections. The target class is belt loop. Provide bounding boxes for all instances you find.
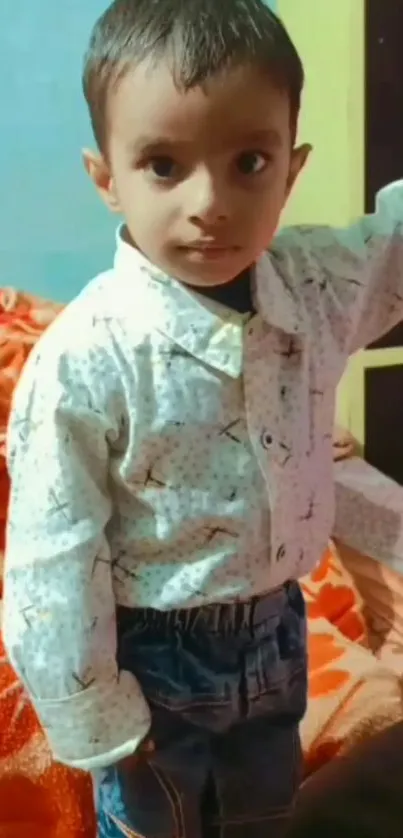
[249,597,256,638]
[235,600,243,635]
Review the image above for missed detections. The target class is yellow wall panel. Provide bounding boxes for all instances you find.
[278,0,364,227]
[278,0,365,431]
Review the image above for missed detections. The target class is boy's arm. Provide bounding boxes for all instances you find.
[2,340,151,771]
[272,180,403,354]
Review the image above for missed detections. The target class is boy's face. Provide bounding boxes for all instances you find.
[85,61,309,287]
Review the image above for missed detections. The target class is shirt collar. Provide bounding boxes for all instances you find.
[113,226,247,378]
[113,227,305,376]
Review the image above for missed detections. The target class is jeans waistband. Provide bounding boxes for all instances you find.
[117,581,301,639]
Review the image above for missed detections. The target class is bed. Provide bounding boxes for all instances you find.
[0,289,402,837]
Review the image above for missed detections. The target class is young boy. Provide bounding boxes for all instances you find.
[3,1,403,836]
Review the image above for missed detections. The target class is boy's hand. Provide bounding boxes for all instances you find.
[118,737,155,771]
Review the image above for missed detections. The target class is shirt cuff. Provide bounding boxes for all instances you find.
[33,670,151,771]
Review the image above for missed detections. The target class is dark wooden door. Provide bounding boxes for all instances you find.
[366,1,403,350]
[364,1,403,483]
[365,0,403,213]
[366,0,403,349]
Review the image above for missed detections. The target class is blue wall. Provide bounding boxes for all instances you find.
[0,0,275,302]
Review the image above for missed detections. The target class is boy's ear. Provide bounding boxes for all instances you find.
[82,148,121,214]
[286,142,312,196]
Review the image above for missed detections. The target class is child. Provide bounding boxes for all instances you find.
[3,1,403,836]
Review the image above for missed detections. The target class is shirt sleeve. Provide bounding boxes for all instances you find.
[2,337,151,771]
[272,180,403,354]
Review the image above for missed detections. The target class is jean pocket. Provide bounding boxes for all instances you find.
[120,623,238,705]
[242,595,307,723]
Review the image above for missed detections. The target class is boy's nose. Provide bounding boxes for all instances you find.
[187,172,230,226]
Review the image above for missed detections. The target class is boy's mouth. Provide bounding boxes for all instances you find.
[179,242,241,259]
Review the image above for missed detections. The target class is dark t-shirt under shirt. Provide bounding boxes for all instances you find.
[191,269,253,314]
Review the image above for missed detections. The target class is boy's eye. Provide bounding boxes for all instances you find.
[148,156,178,179]
[236,151,269,175]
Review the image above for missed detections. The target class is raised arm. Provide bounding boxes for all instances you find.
[272,180,403,355]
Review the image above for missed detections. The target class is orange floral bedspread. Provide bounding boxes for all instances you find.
[0,289,402,837]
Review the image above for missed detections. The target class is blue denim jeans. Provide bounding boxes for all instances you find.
[95,581,307,838]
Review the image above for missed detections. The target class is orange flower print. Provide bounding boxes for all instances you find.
[306,582,366,642]
[309,550,332,584]
[0,290,96,837]
[0,767,96,838]
[308,632,345,670]
[0,637,96,837]
[336,609,367,644]
[307,582,356,623]
[0,636,39,760]
[310,668,350,696]
[308,632,350,699]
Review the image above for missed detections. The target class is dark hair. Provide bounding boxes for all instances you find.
[82,0,304,155]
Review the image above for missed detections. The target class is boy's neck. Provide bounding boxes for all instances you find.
[189,268,254,314]
[122,230,254,314]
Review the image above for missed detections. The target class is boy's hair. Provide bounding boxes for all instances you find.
[82,0,304,156]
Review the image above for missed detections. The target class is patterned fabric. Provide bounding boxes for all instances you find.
[335,541,403,676]
[0,289,401,833]
[5,183,403,769]
[301,545,403,775]
[302,546,367,646]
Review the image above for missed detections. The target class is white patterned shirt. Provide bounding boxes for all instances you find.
[3,182,403,771]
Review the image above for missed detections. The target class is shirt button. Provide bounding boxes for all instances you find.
[260,429,273,450]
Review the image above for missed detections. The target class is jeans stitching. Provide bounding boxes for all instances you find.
[109,813,147,837]
[213,810,290,826]
[292,726,302,796]
[152,668,305,714]
[152,695,232,711]
[149,761,185,838]
[215,772,224,838]
[103,763,185,838]
[211,725,301,831]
